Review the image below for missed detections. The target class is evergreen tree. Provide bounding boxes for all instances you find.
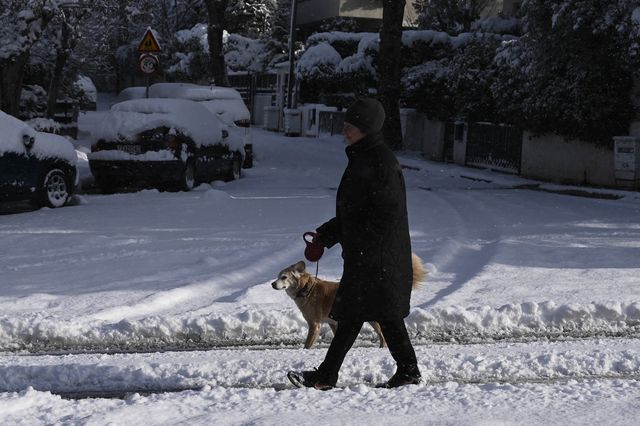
[494,0,640,144]
[261,0,290,68]
[414,0,491,34]
[0,0,57,115]
[226,0,277,38]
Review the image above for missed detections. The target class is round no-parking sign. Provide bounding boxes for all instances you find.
[139,54,159,74]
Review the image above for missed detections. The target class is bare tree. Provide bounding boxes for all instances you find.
[204,0,229,86]
[378,0,405,150]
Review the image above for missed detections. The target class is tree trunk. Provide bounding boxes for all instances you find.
[47,22,73,119]
[378,0,405,150]
[204,0,229,87]
[0,52,30,117]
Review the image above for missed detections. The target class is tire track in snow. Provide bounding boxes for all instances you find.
[52,374,640,400]
[417,189,502,308]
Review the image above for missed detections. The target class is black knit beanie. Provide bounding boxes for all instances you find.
[344,98,385,134]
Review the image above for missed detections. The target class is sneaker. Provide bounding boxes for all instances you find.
[376,368,422,389]
[287,369,334,391]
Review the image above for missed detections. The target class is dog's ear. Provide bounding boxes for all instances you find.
[294,261,306,273]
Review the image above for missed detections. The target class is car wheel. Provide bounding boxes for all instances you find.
[180,159,196,191]
[226,155,242,182]
[39,168,70,208]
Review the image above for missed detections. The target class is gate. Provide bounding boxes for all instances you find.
[318,111,345,136]
[228,73,277,124]
[465,122,523,174]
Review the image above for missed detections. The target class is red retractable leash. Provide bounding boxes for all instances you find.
[303,232,324,278]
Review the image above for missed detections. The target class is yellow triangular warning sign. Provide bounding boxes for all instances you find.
[137,28,161,53]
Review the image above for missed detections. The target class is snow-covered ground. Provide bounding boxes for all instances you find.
[1,104,640,424]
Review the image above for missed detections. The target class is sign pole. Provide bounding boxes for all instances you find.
[287,0,298,110]
[137,28,162,97]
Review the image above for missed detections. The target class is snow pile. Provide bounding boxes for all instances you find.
[0,301,638,352]
[409,301,640,341]
[91,98,222,147]
[1,339,639,394]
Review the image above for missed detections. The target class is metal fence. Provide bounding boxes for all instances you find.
[465,122,523,174]
[318,111,345,136]
[228,73,278,122]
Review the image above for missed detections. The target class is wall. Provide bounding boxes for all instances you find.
[297,0,417,26]
[297,0,340,25]
[400,109,445,161]
[521,132,615,186]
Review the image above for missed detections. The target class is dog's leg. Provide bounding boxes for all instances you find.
[369,321,387,348]
[304,322,321,349]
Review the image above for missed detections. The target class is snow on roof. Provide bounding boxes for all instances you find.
[0,110,76,164]
[94,98,223,147]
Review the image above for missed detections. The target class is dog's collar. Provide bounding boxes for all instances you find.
[296,281,315,299]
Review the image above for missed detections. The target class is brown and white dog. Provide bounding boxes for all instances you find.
[271,253,426,349]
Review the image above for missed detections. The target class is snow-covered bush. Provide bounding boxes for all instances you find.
[225,33,269,73]
[492,0,640,145]
[296,43,342,80]
[402,32,506,122]
[166,24,210,82]
[19,85,48,120]
[296,32,379,104]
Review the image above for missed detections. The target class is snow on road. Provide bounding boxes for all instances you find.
[1,119,640,424]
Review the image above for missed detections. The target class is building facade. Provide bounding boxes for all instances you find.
[296,0,520,36]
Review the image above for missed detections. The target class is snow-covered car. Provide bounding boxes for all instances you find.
[0,111,78,208]
[88,98,244,193]
[114,86,147,104]
[148,82,253,168]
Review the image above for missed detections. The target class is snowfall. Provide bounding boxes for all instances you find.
[1,96,640,425]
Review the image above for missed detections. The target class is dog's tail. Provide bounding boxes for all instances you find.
[411,252,426,290]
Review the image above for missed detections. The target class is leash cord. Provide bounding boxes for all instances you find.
[315,261,319,280]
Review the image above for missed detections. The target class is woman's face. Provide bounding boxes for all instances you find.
[343,122,366,145]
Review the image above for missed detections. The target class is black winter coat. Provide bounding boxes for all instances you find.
[317,133,413,322]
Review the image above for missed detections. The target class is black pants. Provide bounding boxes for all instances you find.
[317,318,418,383]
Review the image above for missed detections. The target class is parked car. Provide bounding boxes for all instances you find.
[114,86,147,104]
[0,111,78,208]
[120,82,254,168]
[88,98,244,193]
